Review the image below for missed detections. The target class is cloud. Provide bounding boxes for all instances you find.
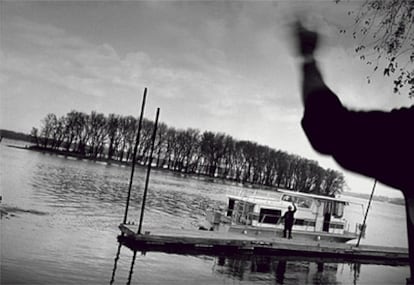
[2,1,407,201]
[9,17,91,53]
[1,17,184,101]
[2,14,269,136]
[1,16,229,93]
[3,2,407,137]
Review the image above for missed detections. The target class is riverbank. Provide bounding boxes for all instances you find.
[6,143,285,193]
[6,143,406,206]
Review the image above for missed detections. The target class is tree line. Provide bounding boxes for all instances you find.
[31,110,345,197]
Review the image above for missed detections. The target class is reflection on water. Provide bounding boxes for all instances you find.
[111,241,362,285]
[126,250,138,285]
[29,157,227,226]
[110,242,122,285]
[1,205,48,217]
[0,142,410,284]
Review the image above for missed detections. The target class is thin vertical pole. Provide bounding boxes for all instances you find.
[356,179,377,247]
[109,242,122,285]
[126,250,137,285]
[123,88,147,224]
[137,108,160,234]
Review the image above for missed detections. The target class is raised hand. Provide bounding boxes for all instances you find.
[294,21,319,57]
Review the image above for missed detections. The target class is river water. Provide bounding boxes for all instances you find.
[0,140,410,284]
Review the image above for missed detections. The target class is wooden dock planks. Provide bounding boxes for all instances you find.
[118,224,408,265]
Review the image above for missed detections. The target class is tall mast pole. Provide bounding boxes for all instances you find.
[356,179,377,247]
[122,88,147,224]
[137,107,160,234]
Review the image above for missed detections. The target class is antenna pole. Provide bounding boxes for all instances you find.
[356,179,377,247]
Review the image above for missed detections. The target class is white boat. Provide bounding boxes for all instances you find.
[205,189,366,243]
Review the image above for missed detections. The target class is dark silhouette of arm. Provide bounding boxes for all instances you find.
[295,21,414,281]
[301,60,414,193]
[295,22,414,193]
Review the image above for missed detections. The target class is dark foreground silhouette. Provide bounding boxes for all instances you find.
[294,21,414,283]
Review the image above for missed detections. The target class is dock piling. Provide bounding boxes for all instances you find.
[126,250,137,285]
[137,107,160,235]
[109,242,122,285]
[123,88,147,225]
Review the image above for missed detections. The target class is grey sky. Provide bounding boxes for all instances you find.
[1,1,411,198]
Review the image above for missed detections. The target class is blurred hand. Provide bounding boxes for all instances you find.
[294,21,319,57]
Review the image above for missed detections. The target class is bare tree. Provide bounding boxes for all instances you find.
[119,116,137,162]
[340,0,414,96]
[39,113,57,148]
[34,109,347,197]
[154,122,168,168]
[106,114,120,160]
[88,111,106,158]
[30,127,39,146]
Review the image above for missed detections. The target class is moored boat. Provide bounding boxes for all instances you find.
[206,189,366,243]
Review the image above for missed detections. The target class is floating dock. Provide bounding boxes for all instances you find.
[119,224,408,266]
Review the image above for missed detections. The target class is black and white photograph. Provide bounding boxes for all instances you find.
[1,1,413,284]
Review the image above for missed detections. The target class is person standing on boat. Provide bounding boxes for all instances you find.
[294,21,414,282]
[282,203,297,239]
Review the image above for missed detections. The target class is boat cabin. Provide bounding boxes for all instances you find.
[226,189,351,235]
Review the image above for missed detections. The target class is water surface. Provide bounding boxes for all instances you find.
[0,140,409,284]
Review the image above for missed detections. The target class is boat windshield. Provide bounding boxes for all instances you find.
[281,195,313,209]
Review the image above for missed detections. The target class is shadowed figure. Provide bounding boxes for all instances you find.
[282,203,297,239]
[294,21,414,283]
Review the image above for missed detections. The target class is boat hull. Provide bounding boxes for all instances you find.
[224,224,357,243]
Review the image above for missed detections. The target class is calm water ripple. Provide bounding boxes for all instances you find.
[0,140,410,284]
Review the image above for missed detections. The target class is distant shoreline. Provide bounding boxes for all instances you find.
[3,138,406,206]
[343,191,405,206]
[4,142,275,192]
[6,144,133,167]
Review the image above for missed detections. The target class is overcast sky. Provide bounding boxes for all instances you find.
[1,1,412,198]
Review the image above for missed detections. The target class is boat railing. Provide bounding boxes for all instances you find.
[236,188,283,202]
[220,208,359,237]
[233,211,282,227]
[258,213,282,225]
